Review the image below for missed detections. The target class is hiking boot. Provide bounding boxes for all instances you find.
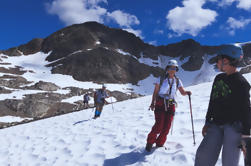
[145,143,153,152]
[93,115,100,119]
[156,144,163,148]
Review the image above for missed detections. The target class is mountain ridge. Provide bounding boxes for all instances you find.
[1,21,251,84]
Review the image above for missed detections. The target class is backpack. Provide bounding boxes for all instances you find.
[94,89,106,104]
[84,94,89,101]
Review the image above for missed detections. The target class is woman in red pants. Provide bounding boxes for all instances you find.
[145,59,191,152]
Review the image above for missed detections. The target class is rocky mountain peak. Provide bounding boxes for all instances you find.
[41,21,147,62]
[1,21,251,84]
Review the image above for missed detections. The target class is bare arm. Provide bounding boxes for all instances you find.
[178,86,191,96]
[150,84,160,110]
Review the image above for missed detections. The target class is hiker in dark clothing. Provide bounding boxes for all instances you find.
[83,93,90,108]
[145,59,192,152]
[93,84,109,119]
[195,44,251,166]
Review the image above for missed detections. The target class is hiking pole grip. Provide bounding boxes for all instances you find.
[188,94,196,145]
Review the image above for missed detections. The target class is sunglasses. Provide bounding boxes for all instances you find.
[167,67,177,71]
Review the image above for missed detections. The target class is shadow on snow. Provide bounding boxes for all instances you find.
[73,120,91,125]
[103,148,154,166]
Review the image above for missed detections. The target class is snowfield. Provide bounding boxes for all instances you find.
[0,77,250,166]
[0,51,250,165]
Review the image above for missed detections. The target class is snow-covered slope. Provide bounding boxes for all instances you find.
[1,73,250,166]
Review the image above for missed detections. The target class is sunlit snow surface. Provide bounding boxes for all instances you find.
[0,75,250,165]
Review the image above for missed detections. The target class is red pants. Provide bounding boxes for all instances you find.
[147,98,175,146]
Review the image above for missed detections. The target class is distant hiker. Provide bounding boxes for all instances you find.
[145,59,192,152]
[93,84,109,119]
[194,44,251,166]
[83,93,90,108]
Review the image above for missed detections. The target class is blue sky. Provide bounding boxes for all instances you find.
[1,0,251,50]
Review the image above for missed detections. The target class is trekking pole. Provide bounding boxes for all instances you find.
[171,102,178,135]
[111,97,114,112]
[171,118,174,135]
[90,106,95,119]
[188,94,196,145]
[171,114,174,135]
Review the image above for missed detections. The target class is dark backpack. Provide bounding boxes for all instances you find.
[94,89,105,104]
[84,94,89,101]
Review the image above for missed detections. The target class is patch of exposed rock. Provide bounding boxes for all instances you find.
[63,87,93,96]
[0,66,27,75]
[3,38,43,56]
[0,75,32,89]
[1,92,69,118]
[240,66,251,74]
[32,81,60,91]
[110,91,141,101]
[0,86,12,94]
[2,47,23,57]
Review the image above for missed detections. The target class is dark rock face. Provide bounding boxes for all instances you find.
[2,47,23,57]
[18,38,44,55]
[157,39,203,70]
[242,43,251,65]
[3,38,43,56]
[47,47,162,84]
[158,40,221,71]
[41,22,148,61]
